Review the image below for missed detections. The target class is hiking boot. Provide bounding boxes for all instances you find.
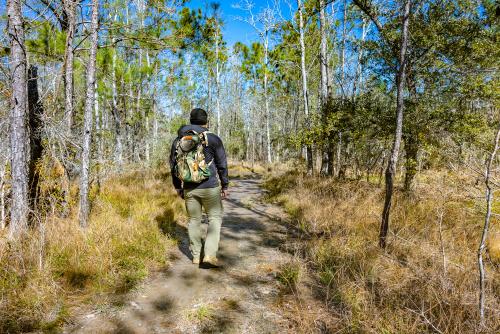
[192,257,200,265]
[203,256,218,267]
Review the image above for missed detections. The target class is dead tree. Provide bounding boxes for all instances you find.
[8,0,30,238]
[297,0,313,175]
[319,0,331,176]
[62,0,80,130]
[379,0,411,248]
[27,66,44,213]
[478,122,500,327]
[79,0,99,228]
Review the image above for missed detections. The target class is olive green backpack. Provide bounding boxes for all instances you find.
[174,130,212,183]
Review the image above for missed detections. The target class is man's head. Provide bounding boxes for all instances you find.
[190,108,208,126]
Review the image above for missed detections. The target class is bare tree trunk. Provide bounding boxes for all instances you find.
[94,80,102,191]
[403,131,419,192]
[379,0,411,248]
[215,28,221,136]
[111,28,123,166]
[298,0,313,175]
[145,54,153,164]
[63,0,79,129]
[264,31,272,164]
[8,0,30,238]
[27,66,44,214]
[352,18,367,99]
[478,122,500,327]
[0,161,7,229]
[319,0,330,175]
[333,0,349,178]
[340,0,347,96]
[135,83,142,162]
[79,0,99,228]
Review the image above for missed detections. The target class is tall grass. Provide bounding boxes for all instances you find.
[0,170,183,333]
[264,171,500,333]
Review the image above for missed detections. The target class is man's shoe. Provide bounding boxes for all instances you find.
[192,257,200,265]
[203,256,218,267]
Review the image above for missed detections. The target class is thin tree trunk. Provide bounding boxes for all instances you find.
[298,0,313,175]
[135,83,142,162]
[8,0,30,238]
[79,0,99,228]
[379,0,411,248]
[63,0,78,129]
[111,27,123,166]
[27,66,44,214]
[478,122,500,327]
[340,0,347,97]
[403,131,419,192]
[94,80,102,191]
[215,28,221,136]
[352,18,367,99]
[0,161,7,229]
[319,0,330,175]
[264,31,272,164]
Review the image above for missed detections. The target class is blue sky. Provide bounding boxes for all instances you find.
[186,0,280,46]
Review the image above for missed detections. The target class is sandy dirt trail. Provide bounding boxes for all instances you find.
[65,178,295,334]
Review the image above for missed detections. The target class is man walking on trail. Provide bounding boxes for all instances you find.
[169,108,229,267]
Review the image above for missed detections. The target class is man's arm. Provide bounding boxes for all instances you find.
[169,138,182,190]
[213,136,229,190]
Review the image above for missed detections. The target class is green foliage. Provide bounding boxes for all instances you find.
[277,261,301,291]
[26,21,66,62]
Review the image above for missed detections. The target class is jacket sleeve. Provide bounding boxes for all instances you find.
[169,138,182,189]
[213,136,229,190]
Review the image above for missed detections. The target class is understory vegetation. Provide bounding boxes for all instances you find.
[0,170,182,332]
[264,171,500,333]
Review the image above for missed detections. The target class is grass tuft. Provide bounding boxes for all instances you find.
[0,169,183,333]
[264,170,500,333]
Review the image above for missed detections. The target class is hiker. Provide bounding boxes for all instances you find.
[169,108,229,267]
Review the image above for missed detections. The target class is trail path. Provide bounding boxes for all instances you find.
[66,178,295,334]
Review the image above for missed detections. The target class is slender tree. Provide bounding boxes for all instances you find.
[62,0,79,129]
[478,122,500,327]
[8,0,30,238]
[319,0,330,175]
[379,0,411,248]
[27,66,44,213]
[79,0,99,228]
[297,0,313,175]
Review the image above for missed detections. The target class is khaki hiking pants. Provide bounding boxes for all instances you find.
[184,186,223,260]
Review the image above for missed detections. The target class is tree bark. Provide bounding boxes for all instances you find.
[478,122,500,327]
[263,31,272,164]
[0,160,7,229]
[94,80,102,191]
[27,66,44,213]
[111,24,123,166]
[403,131,419,192]
[8,0,30,238]
[215,26,221,136]
[62,0,79,130]
[297,0,313,175]
[352,18,368,99]
[79,0,99,228]
[319,0,330,175]
[379,0,411,248]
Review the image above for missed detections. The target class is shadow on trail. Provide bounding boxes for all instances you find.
[154,179,287,271]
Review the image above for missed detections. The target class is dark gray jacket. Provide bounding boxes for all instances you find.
[169,124,229,190]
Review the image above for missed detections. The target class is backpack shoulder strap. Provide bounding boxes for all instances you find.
[201,131,211,146]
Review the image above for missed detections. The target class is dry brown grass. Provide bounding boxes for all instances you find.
[264,171,500,333]
[0,169,183,333]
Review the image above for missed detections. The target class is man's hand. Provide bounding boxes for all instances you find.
[221,188,228,200]
[176,189,184,199]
